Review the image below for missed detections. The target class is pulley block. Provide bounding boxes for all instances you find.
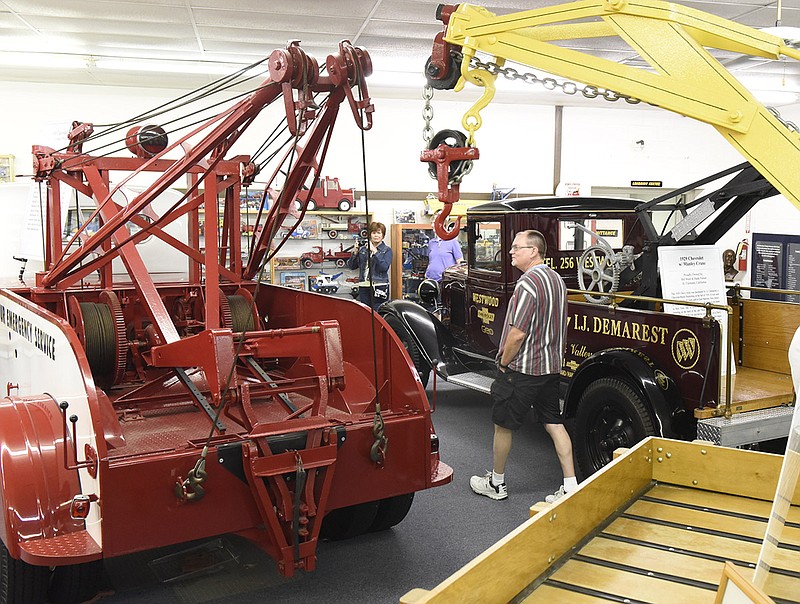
[125,124,168,158]
[426,129,471,183]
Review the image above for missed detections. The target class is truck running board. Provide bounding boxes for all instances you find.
[696,406,795,447]
[446,372,495,394]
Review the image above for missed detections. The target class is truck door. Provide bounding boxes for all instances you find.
[465,217,508,356]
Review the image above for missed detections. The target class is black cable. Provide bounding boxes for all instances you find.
[54,59,270,154]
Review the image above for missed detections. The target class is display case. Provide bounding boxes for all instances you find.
[391,223,433,301]
[271,211,370,299]
[391,223,469,301]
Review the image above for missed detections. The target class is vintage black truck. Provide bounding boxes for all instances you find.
[380,0,800,477]
[381,170,799,476]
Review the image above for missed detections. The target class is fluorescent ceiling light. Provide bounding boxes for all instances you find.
[0,51,86,69]
[751,89,799,105]
[95,58,238,76]
[366,70,427,88]
[761,26,800,44]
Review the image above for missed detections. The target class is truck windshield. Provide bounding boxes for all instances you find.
[472,221,502,271]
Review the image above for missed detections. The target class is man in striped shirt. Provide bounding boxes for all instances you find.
[470,230,578,503]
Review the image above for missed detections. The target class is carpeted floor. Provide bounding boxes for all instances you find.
[100,380,568,604]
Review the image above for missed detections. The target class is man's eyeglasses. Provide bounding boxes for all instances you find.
[509,245,534,252]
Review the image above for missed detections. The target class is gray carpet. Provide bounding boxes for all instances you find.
[100,380,567,603]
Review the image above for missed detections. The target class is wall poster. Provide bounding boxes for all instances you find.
[751,233,800,302]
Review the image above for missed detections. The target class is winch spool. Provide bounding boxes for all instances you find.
[67,291,127,389]
[220,288,261,333]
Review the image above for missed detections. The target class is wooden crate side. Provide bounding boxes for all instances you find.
[400,439,655,604]
[650,440,789,501]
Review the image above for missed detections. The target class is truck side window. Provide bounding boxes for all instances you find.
[471,221,502,271]
[558,218,625,250]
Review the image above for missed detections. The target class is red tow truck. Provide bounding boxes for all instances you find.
[299,244,355,268]
[294,176,356,212]
[0,40,451,603]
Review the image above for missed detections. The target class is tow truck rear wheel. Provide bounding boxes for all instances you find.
[384,315,430,388]
[47,561,103,604]
[369,493,415,532]
[0,541,48,603]
[574,377,655,476]
[319,501,379,541]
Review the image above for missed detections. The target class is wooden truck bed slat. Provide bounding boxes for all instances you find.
[400,439,800,604]
[537,558,712,604]
[520,484,800,604]
[720,366,795,407]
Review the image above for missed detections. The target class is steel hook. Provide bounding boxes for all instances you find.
[433,206,461,241]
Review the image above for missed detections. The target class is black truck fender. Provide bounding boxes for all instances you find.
[379,300,458,372]
[564,348,693,440]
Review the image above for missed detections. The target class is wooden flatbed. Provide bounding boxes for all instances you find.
[401,437,800,603]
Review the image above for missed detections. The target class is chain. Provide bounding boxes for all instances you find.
[767,106,800,133]
[421,53,639,143]
[465,54,641,105]
[423,54,800,144]
[422,84,435,143]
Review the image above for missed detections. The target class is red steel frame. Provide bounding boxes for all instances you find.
[0,39,451,581]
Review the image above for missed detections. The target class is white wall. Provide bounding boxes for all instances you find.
[2,79,800,284]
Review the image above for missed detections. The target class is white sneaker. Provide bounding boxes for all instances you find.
[545,485,567,504]
[470,472,508,500]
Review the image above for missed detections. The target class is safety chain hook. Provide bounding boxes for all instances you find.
[174,455,208,502]
[370,409,388,466]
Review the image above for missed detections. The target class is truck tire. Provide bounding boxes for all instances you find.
[338,199,352,211]
[335,259,346,268]
[48,561,103,604]
[319,501,380,541]
[327,230,338,239]
[302,258,313,269]
[384,315,430,388]
[369,493,415,532]
[0,541,48,604]
[307,200,317,211]
[574,377,655,476]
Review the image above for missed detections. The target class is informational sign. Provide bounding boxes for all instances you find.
[788,243,800,304]
[658,245,734,374]
[630,180,662,187]
[751,233,800,302]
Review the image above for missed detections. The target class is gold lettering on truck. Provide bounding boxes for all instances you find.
[471,293,499,307]
[477,307,495,324]
[568,313,668,345]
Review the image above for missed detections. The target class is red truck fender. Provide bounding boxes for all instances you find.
[0,394,95,563]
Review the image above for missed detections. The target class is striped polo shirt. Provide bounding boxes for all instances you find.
[498,263,567,376]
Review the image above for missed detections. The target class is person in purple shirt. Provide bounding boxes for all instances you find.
[425,234,463,282]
